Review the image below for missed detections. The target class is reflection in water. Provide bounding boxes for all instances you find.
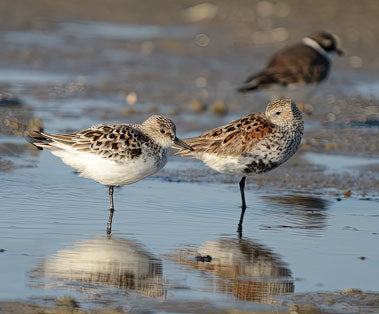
[263,194,331,232]
[173,237,293,304]
[31,236,165,298]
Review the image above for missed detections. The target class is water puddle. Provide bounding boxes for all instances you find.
[261,194,331,235]
[304,152,379,174]
[0,148,378,311]
[0,31,64,48]
[61,21,197,41]
[0,69,75,85]
[30,236,165,304]
[0,8,378,311]
[169,237,294,304]
[354,80,379,98]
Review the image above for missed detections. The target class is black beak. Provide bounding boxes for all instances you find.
[174,137,194,151]
[336,48,344,56]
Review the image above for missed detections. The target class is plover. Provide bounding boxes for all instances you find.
[176,99,303,232]
[237,32,343,101]
[28,115,193,234]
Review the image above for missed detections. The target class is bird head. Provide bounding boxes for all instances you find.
[142,115,193,151]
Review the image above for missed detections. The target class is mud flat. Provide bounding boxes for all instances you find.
[0,0,378,313]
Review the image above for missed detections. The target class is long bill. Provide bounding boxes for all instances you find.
[174,137,194,151]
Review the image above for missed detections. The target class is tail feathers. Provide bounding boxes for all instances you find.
[237,70,278,93]
[237,72,262,93]
[26,131,53,150]
[236,83,259,93]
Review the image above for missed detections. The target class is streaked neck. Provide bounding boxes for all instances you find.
[285,111,304,134]
[302,37,330,60]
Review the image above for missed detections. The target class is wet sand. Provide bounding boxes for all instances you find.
[0,0,378,313]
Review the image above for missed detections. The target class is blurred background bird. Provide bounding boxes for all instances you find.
[237,31,344,105]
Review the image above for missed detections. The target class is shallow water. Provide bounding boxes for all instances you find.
[0,1,379,311]
[304,152,379,174]
[61,21,197,41]
[0,147,378,311]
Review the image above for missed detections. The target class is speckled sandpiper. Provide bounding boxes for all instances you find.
[28,115,193,234]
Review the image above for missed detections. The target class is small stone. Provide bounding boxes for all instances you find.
[56,296,80,308]
[344,288,362,293]
[209,100,228,116]
[195,254,212,262]
[343,190,352,197]
[126,92,138,105]
[324,142,341,150]
[195,255,203,262]
[349,56,363,68]
[326,112,336,122]
[189,99,206,113]
[195,33,210,47]
[203,255,212,262]
[185,3,218,22]
[359,256,366,260]
[195,76,207,88]
[0,248,5,252]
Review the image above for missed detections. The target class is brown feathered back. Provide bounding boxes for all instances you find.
[177,113,276,158]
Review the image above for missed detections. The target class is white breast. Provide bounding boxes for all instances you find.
[51,149,169,186]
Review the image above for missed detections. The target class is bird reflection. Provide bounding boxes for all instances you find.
[31,236,165,298]
[174,237,293,304]
[263,194,331,232]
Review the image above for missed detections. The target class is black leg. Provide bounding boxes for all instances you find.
[239,176,247,209]
[237,206,246,238]
[237,177,247,236]
[107,186,114,235]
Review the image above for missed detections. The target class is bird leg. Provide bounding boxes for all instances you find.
[237,177,247,235]
[106,186,115,235]
[239,176,247,208]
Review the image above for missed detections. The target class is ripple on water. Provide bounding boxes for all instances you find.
[60,21,197,41]
[0,150,379,310]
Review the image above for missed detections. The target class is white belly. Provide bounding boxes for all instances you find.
[51,149,169,186]
[201,154,251,175]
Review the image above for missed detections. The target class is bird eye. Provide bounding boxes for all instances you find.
[275,112,281,115]
[160,129,165,134]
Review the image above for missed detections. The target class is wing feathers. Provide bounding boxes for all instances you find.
[176,114,275,157]
[27,124,153,161]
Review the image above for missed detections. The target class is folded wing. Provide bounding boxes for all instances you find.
[176,114,276,157]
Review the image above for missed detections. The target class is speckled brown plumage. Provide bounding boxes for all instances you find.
[179,114,277,158]
[175,99,304,220]
[177,99,303,174]
[27,115,193,234]
[41,124,162,162]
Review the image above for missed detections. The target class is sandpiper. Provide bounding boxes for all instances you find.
[28,115,193,234]
[237,32,343,102]
[176,99,303,232]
